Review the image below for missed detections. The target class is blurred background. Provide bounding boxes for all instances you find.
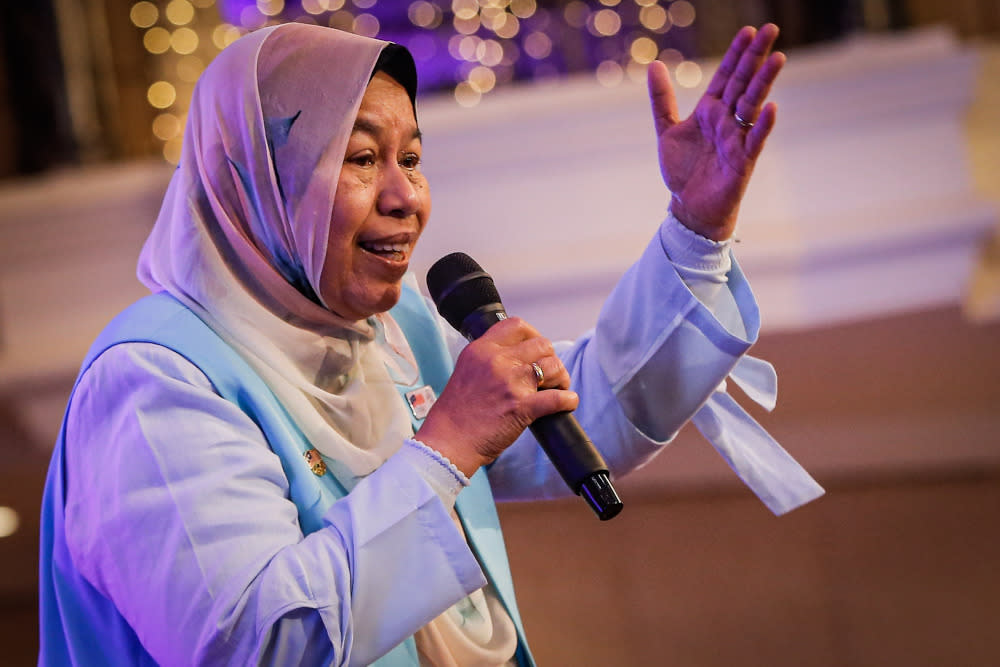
[1,0,999,665]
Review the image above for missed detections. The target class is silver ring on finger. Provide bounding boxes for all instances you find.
[530,361,544,388]
[734,110,754,129]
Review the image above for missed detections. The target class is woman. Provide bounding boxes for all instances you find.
[39,21,821,666]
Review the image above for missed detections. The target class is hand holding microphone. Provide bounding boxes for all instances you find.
[417,252,623,520]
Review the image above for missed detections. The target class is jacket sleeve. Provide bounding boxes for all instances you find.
[486,225,824,515]
[62,342,485,667]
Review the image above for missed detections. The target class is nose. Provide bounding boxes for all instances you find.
[377,163,420,219]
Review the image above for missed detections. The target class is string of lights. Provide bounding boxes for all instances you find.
[130,0,703,163]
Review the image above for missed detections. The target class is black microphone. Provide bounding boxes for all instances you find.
[426,252,623,521]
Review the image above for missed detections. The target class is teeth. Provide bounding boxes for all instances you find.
[371,243,406,252]
[361,241,407,256]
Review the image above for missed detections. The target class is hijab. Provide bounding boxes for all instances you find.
[137,23,418,481]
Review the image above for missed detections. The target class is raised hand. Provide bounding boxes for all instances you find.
[648,23,785,241]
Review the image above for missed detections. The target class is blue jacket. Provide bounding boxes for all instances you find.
[40,287,533,666]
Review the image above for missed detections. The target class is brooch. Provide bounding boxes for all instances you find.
[303,448,327,477]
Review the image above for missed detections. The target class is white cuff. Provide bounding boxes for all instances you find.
[397,438,470,509]
[659,209,732,278]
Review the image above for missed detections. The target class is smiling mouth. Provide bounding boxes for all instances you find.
[359,241,409,261]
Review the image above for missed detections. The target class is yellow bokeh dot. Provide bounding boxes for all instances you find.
[523,31,551,59]
[495,14,519,39]
[211,23,242,50]
[458,35,480,61]
[669,1,696,28]
[509,0,536,19]
[165,0,195,25]
[191,0,216,8]
[595,60,624,87]
[148,81,177,109]
[454,81,481,108]
[674,60,702,87]
[453,14,481,35]
[152,113,182,140]
[452,0,478,21]
[476,39,503,66]
[328,10,354,31]
[629,36,658,64]
[639,5,668,31]
[0,507,20,538]
[130,2,159,28]
[598,0,621,6]
[144,27,171,54]
[301,0,324,14]
[480,7,503,31]
[353,13,380,36]
[591,8,621,36]
[408,1,438,28]
[171,27,199,54]
[659,47,683,67]
[468,66,496,93]
[447,34,465,60]
[257,0,285,17]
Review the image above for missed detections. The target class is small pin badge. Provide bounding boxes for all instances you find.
[303,448,327,476]
[405,385,437,420]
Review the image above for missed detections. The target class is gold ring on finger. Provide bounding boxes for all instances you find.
[530,362,544,388]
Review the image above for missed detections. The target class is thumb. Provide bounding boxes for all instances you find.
[647,60,679,137]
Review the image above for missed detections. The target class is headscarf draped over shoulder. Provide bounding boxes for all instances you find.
[138,23,418,479]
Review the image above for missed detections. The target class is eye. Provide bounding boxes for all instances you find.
[347,151,376,168]
[399,152,421,171]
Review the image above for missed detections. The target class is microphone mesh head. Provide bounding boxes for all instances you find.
[426,252,502,332]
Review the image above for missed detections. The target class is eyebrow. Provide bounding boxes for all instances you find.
[351,117,422,143]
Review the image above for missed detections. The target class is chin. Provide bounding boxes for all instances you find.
[348,283,405,321]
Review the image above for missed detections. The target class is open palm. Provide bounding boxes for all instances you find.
[649,24,785,241]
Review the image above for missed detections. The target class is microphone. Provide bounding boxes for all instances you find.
[426,252,623,521]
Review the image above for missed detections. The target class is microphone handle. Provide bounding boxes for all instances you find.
[529,413,623,521]
[458,306,623,520]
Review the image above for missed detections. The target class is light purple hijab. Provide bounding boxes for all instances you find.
[137,23,417,477]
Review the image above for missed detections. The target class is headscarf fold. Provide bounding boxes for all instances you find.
[137,23,416,479]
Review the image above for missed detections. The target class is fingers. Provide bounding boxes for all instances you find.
[705,26,755,99]
[525,383,579,422]
[721,23,780,109]
[733,51,785,128]
[486,317,571,391]
[525,353,571,391]
[745,101,778,159]
[647,59,679,137]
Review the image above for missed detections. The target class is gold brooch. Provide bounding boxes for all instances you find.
[303,449,327,476]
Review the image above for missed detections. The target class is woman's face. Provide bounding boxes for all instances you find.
[319,71,431,321]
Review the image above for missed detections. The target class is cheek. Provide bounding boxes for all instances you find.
[414,176,432,225]
[327,181,370,244]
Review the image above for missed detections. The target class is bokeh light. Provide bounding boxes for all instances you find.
[595,59,624,87]
[147,81,177,109]
[132,0,705,153]
[143,27,172,54]
[170,27,200,54]
[674,60,702,87]
[0,507,19,538]
[669,1,696,29]
[166,0,196,25]
[130,2,159,28]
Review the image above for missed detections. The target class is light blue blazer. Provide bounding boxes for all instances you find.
[39,287,534,666]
